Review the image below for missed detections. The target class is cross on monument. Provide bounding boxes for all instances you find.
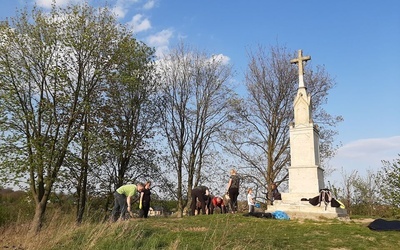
[290,50,311,88]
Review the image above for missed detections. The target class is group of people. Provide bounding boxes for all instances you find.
[190,169,240,215]
[192,191,228,215]
[111,181,152,222]
[191,168,282,216]
[111,168,282,220]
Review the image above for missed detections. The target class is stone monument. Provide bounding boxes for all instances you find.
[288,50,324,199]
[267,50,347,219]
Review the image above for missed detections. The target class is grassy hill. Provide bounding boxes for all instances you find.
[1,211,399,250]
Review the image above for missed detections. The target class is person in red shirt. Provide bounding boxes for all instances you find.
[210,196,227,214]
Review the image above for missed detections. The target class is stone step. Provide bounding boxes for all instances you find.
[266,200,348,219]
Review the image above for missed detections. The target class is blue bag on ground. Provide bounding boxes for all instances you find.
[272,210,290,220]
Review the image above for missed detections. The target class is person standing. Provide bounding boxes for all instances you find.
[139,181,152,218]
[226,169,240,213]
[247,188,255,213]
[190,186,210,216]
[111,183,144,222]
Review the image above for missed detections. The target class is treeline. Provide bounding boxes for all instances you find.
[331,155,400,218]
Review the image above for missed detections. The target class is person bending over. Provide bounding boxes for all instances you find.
[210,196,227,214]
[111,183,144,222]
[190,186,210,215]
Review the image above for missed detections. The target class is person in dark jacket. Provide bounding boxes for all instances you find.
[226,169,240,213]
[190,186,210,216]
[139,181,152,218]
[270,183,282,205]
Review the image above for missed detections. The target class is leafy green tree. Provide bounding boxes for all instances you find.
[380,155,400,210]
[86,37,163,218]
[0,3,132,233]
[101,37,160,188]
[351,169,381,216]
[56,3,134,224]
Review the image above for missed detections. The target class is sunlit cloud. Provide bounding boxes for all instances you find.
[127,14,151,33]
[111,5,126,18]
[143,0,156,10]
[112,0,140,19]
[147,29,173,46]
[336,136,400,159]
[328,136,400,183]
[210,54,230,65]
[35,0,83,8]
[146,29,174,58]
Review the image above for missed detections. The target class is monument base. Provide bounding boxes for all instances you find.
[266,192,348,220]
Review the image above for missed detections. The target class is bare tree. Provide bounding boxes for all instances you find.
[158,42,235,216]
[337,168,358,214]
[223,45,342,203]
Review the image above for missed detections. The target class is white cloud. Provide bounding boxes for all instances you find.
[35,0,82,8]
[210,54,230,65]
[146,29,173,57]
[143,0,156,10]
[147,29,173,46]
[127,14,151,33]
[328,136,400,184]
[111,5,126,18]
[112,0,140,19]
[336,136,400,159]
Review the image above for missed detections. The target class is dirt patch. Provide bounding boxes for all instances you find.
[185,227,208,232]
[350,218,375,225]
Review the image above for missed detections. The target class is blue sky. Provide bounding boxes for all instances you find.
[1,0,400,186]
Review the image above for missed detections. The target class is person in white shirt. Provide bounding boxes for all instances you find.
[247,188,255,213]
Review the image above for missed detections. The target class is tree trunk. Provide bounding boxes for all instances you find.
[177,197,184,218]
[29,201,47,236]
[177,157,184,217]
[76,115,90,224]
[76,166,88,224]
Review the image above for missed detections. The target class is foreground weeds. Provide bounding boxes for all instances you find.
[1,213,399,250]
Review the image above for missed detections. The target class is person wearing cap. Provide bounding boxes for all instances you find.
[111,183,144,222]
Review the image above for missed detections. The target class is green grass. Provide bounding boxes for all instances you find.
[2,213,399,250]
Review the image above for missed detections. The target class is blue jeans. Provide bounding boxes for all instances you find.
[111,192,127,222]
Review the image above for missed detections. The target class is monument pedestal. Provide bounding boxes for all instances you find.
[266,193,348,219]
